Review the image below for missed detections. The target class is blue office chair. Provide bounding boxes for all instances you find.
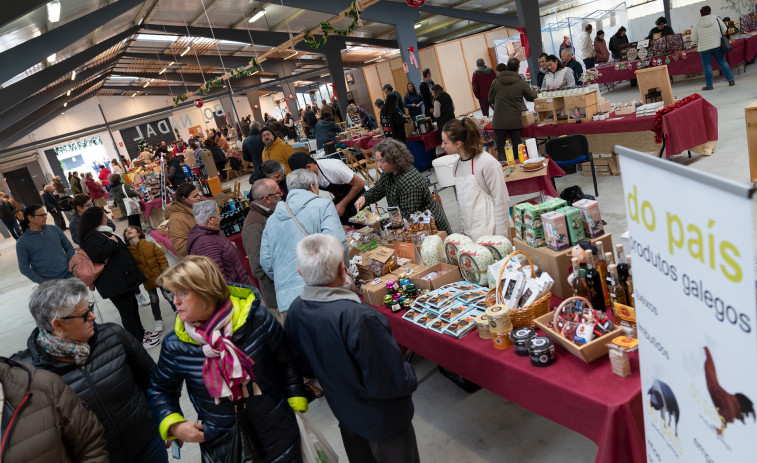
[545,134,598,197]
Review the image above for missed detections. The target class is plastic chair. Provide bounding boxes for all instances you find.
[544,134,598,197]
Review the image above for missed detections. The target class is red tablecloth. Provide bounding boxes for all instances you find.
[372,299,645,463]
[506,160,566,197]
[595,35,756,84]
[344,135,380,151]
[407,129,440,151]
[520,114,654,138]
[139,197,163,217]
[661,97,718,156]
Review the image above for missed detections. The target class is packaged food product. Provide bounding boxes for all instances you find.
[527,336,555,367]
[444,234,474,266]
[556,206,586,245]
[457,243,494,286]
[572,199,604,238]
[421,235,446,266]
[475,235,513,260]
[542,211,570,251]
[475,313,492,339]
[510,327,536,356]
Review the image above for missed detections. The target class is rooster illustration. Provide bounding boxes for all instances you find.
[704,346,756,434]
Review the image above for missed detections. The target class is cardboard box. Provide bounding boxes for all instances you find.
[572,199,604,238]
[521,111,536,126]
[598,97,612,113]
[393,231,447,265]
[361,274,396,306]
[390,263,428,278]
[534,98,564,112]
[564,90,598,109]
[356,246,397,281]
[581,153,620,176]
[207,176,222,196]
[513,233,613,299]
[412,263,463,291]
[557,206,585,245]
[542,211,570,251]
[744,101,757,182]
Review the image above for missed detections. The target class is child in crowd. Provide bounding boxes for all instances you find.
[179,156,193,181]
[124,225,175,332]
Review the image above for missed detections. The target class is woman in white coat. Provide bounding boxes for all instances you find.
[541,55,575,89]
[692,5,735,90]
[441,117,511,240]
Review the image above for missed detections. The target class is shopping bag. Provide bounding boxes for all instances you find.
[122,184,141,216]
[296,412,339,463]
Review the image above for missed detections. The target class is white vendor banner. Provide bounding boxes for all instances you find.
[616,146,756,463]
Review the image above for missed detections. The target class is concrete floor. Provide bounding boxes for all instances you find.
[0,67,755,462]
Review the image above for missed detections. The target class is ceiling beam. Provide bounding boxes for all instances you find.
[190,0,220,26]
[113,72,207,83]
[0,0,145,84]
[271,9,306,31]
[120,51,324,69]
[417,3,518,27]
[1,0,49,29]
[0,26,139,115]
[102,85,197,95]
[0,95,94,151]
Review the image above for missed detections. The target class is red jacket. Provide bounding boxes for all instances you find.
[471,68,496,100]
[85,178,106,199]
[98,168,112,185]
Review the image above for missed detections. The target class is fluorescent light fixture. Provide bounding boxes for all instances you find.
[135,34,180,42]
[143,81,150,88]
[168,62,174,66]
[365,56,383,63]
[66,90,71,96]
[71,70,76,80]
[137,17,144,25]
[63,102,67,107]
[47,53,56,63]
[47,1,61,23]
[414,23,421,29]
[284,51,298,60]
[131,92,138,98]
[249,10,265,23]
[159,68,167,74]
[320,73,329,78]
[180,46,191,56]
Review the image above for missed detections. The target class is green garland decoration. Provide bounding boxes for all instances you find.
[303,1,361,50]
[172,93,189,107]
[54,136,103,155]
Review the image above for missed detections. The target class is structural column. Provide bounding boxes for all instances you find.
[662,0,672,29]
[393,18,422,90]
[515,0,544,86]
[244,77,264,122]
[322,38,350,120]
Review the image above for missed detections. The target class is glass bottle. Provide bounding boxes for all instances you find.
[584,250,606,311]
[595,242,611,307]
[607,263,629,307]
[604,251,615,266]
[626,254,635,308]
[571,257,590,300]
[616,244,629,285]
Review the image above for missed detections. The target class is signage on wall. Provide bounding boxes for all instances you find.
[617,146,757,463]
[118,117,173,158]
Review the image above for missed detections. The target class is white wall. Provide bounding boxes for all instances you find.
[258,92,286,120]
[627,1,747,43]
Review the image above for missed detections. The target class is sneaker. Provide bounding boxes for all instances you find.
[142,336,161,349]
[702,86,714,91]
[154,320,164,332]
[729,80,736,86]
[144,330,160,340]
[136,293,150,306]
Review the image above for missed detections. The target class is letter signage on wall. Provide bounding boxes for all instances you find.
[118,117,174,158]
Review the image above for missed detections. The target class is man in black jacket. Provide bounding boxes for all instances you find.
[304,107,318,139]
[561,48,584,84]
[419,68,435,119]
[286,234,419,463]
[42,184,67,231]
[242,121,265,173]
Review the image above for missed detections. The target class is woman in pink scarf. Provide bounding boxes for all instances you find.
[147,256,308,462]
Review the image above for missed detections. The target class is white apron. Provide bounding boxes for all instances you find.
[454,157,494,241]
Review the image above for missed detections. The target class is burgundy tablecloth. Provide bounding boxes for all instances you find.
[521,114,654,138]
[228,232,257,288]
[745,34,757,61]
[661,97,718,156]
[344,135,382,151]
[407,129,440,151]
[139,198,163,217]
[506,160,566,197]
[372,299,645,463]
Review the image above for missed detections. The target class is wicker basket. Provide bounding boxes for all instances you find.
[533,296,624,363]
[485,250,551,329]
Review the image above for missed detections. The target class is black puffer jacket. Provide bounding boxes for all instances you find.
[148,284,305,463]
[81,229,145,299]
[27,323,158,463]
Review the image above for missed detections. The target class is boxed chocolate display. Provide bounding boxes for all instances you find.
[556,206,585,245]
[542,211,570,251]
[572,199,604,238]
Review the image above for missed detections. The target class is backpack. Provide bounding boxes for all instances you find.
[68,248,105,290]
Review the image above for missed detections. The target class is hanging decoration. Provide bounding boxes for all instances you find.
[516,27,531,58]
[53,136,103,155]
[303,1,362,50]
[289,93,295,100]
[172,58,260,106]
[405,0,425,7]
[254,104,260,110]
[172,93,189,106]
[406,46,419,69]
[329,83,337,100]
[194,99,203,108]
[653,93,701,143]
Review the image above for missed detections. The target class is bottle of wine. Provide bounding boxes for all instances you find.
[626,254,635,308]
[595,242,611,307]
[607,263,629,306]
[584,250,606,311]
[604,251,615,266]
[616,244,629,285]
[571,257,590,300]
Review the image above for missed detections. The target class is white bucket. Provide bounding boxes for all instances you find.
[432,154,460,189]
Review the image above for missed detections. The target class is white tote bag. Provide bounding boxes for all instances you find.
[296,412,339,463]
[121,184,141,216]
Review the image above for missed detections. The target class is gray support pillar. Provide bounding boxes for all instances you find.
[281,81,300,120]
[515,0,544,86]
[322,39,350,120]
[246,92,263,123]
[663,0,672,29]
[393,19,422,91]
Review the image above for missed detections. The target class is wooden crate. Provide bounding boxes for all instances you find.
[533,310,624,363]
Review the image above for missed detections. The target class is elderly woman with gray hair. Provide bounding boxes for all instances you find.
[354,138,451,233]
[25,278,167,462]
[109,173,141,227]
[186,199,250,285]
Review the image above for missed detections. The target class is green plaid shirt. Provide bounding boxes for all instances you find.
[363,167,451,233]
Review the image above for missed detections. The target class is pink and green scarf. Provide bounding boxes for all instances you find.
[184,299,257,402]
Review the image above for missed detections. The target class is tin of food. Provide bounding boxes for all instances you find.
[526,336,555,367]
[510,327,536,356]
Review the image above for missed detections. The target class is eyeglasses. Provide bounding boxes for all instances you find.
[60,303,95,322]
[266,191,282,197]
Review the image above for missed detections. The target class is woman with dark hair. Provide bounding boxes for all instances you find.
[110,174,141,227]
[379,93,407,143]
[166,153,188,187]
[403,82,423,120]
[354,138,450,232]
[78,206,159,348]
[160,183,203,258]
[432,84,455,141]
[205,134,227,181]
[314,109,342,149]
[442,117,511,239]
[609,27,628,60]
[541,54,575,89]
[148,256,307,462]
[68,194,116,245]
[594,30,610,64]
[284,112,298,140]
[693,5,735,90]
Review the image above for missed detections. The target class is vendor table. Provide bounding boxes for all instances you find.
[504,159,566,198]
[407,129,441,151]
[139,198,165,230]
[659,97,718,157]
[406,141,434,171]
[371,300,645,463]
[343,135,381,151]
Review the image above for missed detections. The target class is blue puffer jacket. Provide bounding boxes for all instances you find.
[260,189,349,312]
[147,284,305,463]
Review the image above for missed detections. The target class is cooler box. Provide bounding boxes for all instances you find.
[432,154,460,188]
